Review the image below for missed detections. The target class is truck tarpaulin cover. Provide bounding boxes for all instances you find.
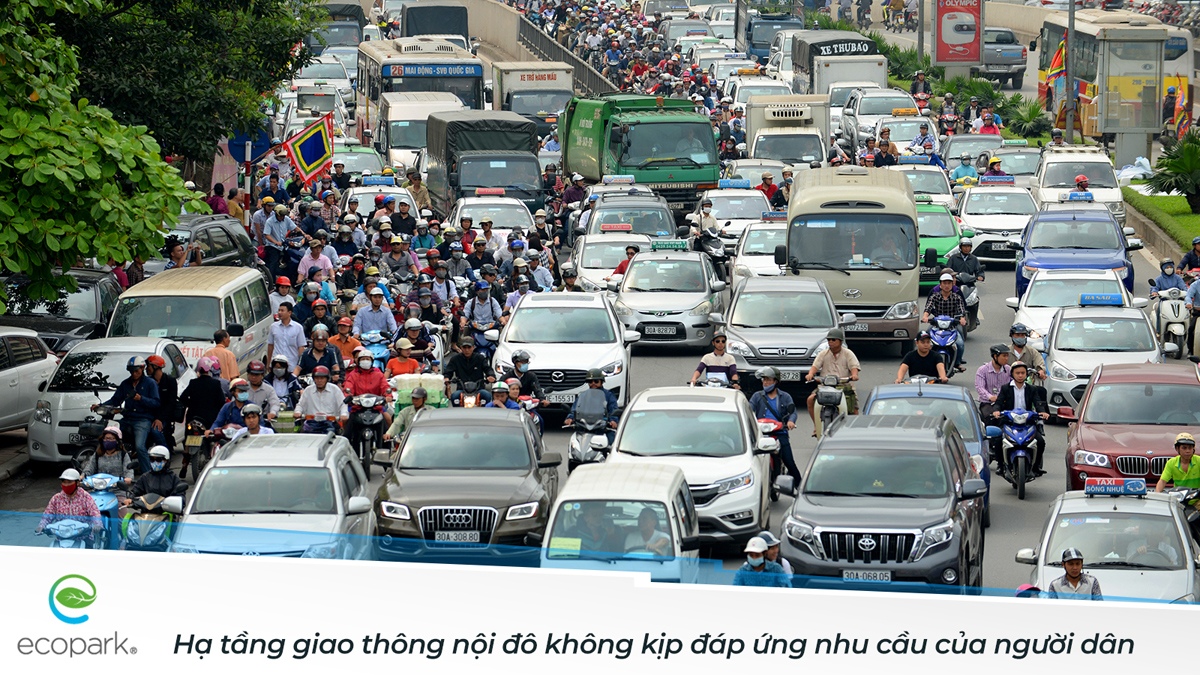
[402,1,470,39]
[323,1,367,27]
[793,30,879,71]
[427,111,539,158]
[934,0,982,65]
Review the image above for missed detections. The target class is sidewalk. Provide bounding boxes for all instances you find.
[0,431,30,482]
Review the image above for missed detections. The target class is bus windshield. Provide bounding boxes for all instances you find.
[787,214,917,269]
[384,75,481,109]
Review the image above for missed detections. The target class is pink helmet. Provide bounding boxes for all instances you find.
[102,425,123,440]
[196,355,218,375]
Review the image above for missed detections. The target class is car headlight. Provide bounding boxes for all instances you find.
[1022,265,1038,279]
[883,301,917,320]
[1049,361,1075,381]
[1107,201,1124,214]
[600,360,623,377]
[690,300,712,316]
[1072,450,1110,468]
[506,501,539,520]
[859,124,874,135]
[783,516,823,558]
[715,471,753,495]
[810,340,830,359]
[495,361,513,376]
[302,542,341,559]
[913,519,955,561]
[1112,265,1128,279]
[58,339,84,354]
[34,400,52,425]
[171,543,199,554]
[734,264,755,278]
[726,339,754,357]
[579,277,601,292]
[613,300,633,316]
[380,501,411,520]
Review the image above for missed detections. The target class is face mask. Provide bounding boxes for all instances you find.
[519,363,529,373]
[435,270,447,278]
[102,440,119,451]
[763,383,776,393]
[477,291,488,298]
[419,298,431,307]
[151,461,166,472]
[62,483,78,496]
[306,293,317,301]
[359,359,373,369]
[1012,336,1027,347]
[519,285,530,293]
[354,263,363,270]
[535,217,545,224]
[747,555,763,566]
[452,251,464,259]
[236,392,249,402]
[1165,267,1176,276]
[431,229,440,236]
[702,207,711,213]
[273,367,286,377]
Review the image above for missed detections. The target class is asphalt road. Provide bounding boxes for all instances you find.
[880,26,1039,101]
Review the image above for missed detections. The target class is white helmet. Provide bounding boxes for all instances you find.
[149,445,170,460]
[403,318,422,330]
[59,468,81,481]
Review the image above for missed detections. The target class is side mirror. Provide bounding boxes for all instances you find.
[538,452,562,468]
[774,474,796,497]
[1165,342,1181,355]
[1190,355,1200,364]
[681,535,701,552]
[623,330,641,343]
[1028,338,1045,352]
[448,172,459,185]
[961,229,974,238]
[755,436,780,454]
[710,280,727,292]
[836,138,850,149]
[708,312,725,325]
[675,225,692,238]
[1029,39,1038,52]
[162,495,184,515]
[985,425,1001,439]
[346,496,372,515]
[1132,297,1149,309]
[1123,227,1136,236]
[952,185,965,195]
[922,247,938,268]
[524,531,543,547]
[347,118,356,127]
[685,213,699,223]
[1119,176,1131,188]
[483,329,500,341]
[938,134,947,143]
[1057,406,1076,420]
[1015,547,1038,565]
[960,478,987,500]
[774,244,787,266]
[1127,238,1143,251]
[226,323,245,337]
[1005,297,1019,309]
[839,312,857,325]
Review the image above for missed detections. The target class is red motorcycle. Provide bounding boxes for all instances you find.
[939,111,960,137]
[914,92,931,114]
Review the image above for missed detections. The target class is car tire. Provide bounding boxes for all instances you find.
[1011,74,1024,90]
[899,339,914,355]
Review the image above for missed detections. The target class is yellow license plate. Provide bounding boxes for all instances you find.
[186,435,204,447]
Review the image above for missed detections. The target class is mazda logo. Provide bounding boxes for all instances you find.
[843,288,862,299]
[443,514,473,526]
[857,536,877,552]
[551,371,565,383]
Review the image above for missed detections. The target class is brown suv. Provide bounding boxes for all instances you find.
[373,408,561,559]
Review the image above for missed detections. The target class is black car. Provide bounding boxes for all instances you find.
[144,214,265,278]
[776,415,987,589]
[0,270,121,355]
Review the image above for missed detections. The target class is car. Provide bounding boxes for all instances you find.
[488,292,640,410]
[26,337,195,463]
[444,194,535,241]
[338,184,417,222]
[585,192,678,239]
[729,219,786,290]
[839,88,920,149]
[940,133,1004,164]
[607,386,777,545]
[888,163,954,210]
[362,24,381,41]
[683,39,728,65]
[708,60,760,91]
[1034,303,1170,413]
[568,231,653,292]
[693,49,744,75]
[860,385,1000,527]
[561,177,656,246]
[167,433,376,558]
[1014,201,1141,297]
[776,415,988,588]
[0,327,57,433]
[955,181,1038,264]
[1030,145,1128,226]
[690,182,772,254]
[720,158,787,184]
[322,46,359,86]
[291,55,353,98]
[289,85,352,136]
[1063,362,1200,490]
[610,247,726,347]
[874,115,940,154]
[373,407,561,559]
[1006,269,1144,340]
[1015,478,1199,602]
[332,146,385,178]
[828,83,880,133]
[715,276,854,390]
[0,269,122,355]
[726,76,792,109]
[709,20,736,43]
[659,19,715,46]
[973,27,1028,89]
[974,141,1041,188]
[914,200,970,292]
[145,214,264,278]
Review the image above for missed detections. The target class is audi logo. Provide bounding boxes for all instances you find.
[843,288,862,299]
[857,536,877,552]
[551,371,565,383]
[443,514,473,526]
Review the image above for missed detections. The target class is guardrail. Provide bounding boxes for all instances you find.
[517,18,618,97]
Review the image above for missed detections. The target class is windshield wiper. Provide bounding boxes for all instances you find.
[739,323,817,328]
[1054,246,1103,250]
[866,262,903,276]
[171,335,213,342]
[191,510,254,515]
[645,287,680,292]
[793,261,851,276]
[1086,560,1164,569]
[866,492,921,498]
[637,157,703,168]
[804,490,859,497]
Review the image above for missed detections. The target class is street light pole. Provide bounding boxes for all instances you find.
[918,0,924,61]
[1064,0,1076,143]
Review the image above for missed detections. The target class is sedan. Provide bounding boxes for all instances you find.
[1005,268,1143,340]
[610,249,726,347]
[730,221,786,290]
[955,184,1037,264]
[568,232,653,292]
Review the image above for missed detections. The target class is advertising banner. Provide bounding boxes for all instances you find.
[933,0,983,66]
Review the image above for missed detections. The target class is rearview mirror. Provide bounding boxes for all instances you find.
[985,425,1001,439]
[1165,342,1181,355]
[961,229,974,238]
[708,312,725,325]
[226,323,245,337]
[1015,547,1037,565]
[448,172,459,185]
[1057,406,1076,420]
[960,478,987,500]
[162,496,184,515]
[1005,297,1019,309]
[483,329,500,342]
[774,474,796,497]
[1127,238,1143,251]
[346,496,372,515]
[538,452,562,468]
[1132,297,1149,309]
[923,247,938,269]
[710,280,727,292]
[1123,226,1136,236]
[755,437,780,453]
[1028,338,1045,352]
[774,244,787,266]
[623,330,641,343]
[1119,176,1131,188]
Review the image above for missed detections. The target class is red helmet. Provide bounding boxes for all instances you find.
[276,276,291,287]
[1074,174,1089,184]
[312,366,331,377]
[145,355,166,368]
[374,194,386,207]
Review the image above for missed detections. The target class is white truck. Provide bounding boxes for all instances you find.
[489,61,574,139]
[745,94,830,168]
[809,54,888,134]
[371,92,465,170]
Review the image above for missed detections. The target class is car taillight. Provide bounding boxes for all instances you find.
[1022,47,1027,60]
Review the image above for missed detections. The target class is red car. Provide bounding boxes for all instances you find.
[1064,362,1200,491]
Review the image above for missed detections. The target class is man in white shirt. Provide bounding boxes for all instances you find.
[266,303,307,372]
[294,367,349,433]
[230,404,275,439]
[623,507,672,555]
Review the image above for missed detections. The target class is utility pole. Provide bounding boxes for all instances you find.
[1064,0,1076,143]
[917,0,924,61]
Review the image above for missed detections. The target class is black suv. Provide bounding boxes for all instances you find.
[0,270,121,354]
[777,415,987,589]
[144,214,265,279]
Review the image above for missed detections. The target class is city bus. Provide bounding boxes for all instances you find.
[356,37,485,144]
[1036,9,1191,119]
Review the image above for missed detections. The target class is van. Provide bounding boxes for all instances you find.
[540,463,701,583]
[371,92,465,173]
[107,267,274,369]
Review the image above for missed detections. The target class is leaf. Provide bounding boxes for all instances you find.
[55,586,96,609]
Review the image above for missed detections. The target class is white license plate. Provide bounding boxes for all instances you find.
[844,323,868,332]
[546,393,576,404]
[779,371,805,381]
[645,326,676,335]
[667,202,686,209]
[990,241,1008,250]
[435,531,480,543]
[186,435,204,447]
[69,433,86,445]
[843,570,891,582]
[987,64,1007,72]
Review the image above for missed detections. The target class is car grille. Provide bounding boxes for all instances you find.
[653,187,699,205]
[417,506,498,548]
[689,484,721,507]
[833,304,891,319]
[978,241,1016,258]
[1115,456,1169,476]
[1152,456,1170,475]
[745,356,812,367]
[58,420,82,428]
[531,369,588,393]
[635,322,686,341]
[819,531,917,564]
[200,550,304,557]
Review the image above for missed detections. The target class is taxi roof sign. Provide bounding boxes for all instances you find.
[474,187,505,196]
[892,107,920,116]
[602,175,636,184]
[651,240,689,251]
[1084,477,1146,496]
[686,29,708,34]
[914,195,932,203]
[1002,139,1029,146]
[723,53,747,58]
[718,179,752,189]
[600,223,634,232]
[361,176,395,186]
[1060,191,1094,202]
[761,211,788,221]
[735,68,760,76]
[899,155,931,164]
[978,176,1015,185]
[1080,293,1124,306]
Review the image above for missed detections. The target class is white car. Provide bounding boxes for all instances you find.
[888,164,954,210]
[607,386,777,546]
[726,75,792,109]
[488,292,639,410]
[955,183,1038,263]
[1030,146,1128,226]
[568,232,653,293]
[291,55,353,98]
[730,221,786,291]
[692,185,772,254]
[444,195,535,244]
[26,338,196,463]
[0,327,57,433]
[1006,268,1144,340]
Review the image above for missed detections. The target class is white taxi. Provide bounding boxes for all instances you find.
[955,177,1038,263]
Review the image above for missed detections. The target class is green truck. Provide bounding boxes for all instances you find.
[560,93,720,214]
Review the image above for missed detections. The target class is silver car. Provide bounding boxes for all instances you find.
[610,247,726,347]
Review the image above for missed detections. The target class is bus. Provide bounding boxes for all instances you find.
[1037,9,1191,121]
[356,37,485,145]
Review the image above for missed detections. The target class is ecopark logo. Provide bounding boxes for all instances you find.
[16,574,136,657]
[49,574,97,625]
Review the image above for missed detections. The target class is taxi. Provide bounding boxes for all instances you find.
[730,217,786,291]
[444,190,535,242]
[708,62,761,92]
[338,176,417,220]
[873,110,939,154]
[609,244,726,347]
[953,176,1038,264]
[914,198,970,291]
[691,179,772,254]
[888,160,954,210]
[1005,271,1145,340]
[568,224,653,293]
[563,175,655,247]
[973,140,1041,188]
[1015,478,1200,602]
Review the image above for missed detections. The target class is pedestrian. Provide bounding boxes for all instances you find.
[206,183,229,214]
[202,329,240,380]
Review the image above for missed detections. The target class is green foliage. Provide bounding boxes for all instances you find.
[1144,131,1200,214]
[0,0,205,313]
[1122,188,1200,253]
[1005,99,1052,138]
[806,11,944,80]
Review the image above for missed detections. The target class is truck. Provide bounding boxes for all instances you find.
[307,1,368,55]
[735,0,806,65]
[489,62,575,138]
[560,93,721,214]
[371,92,465,172]
[401,0,469,43]
[972,26,1028,90]
[745,95,830,167]
[790,31,881,95]
[424,110,542,218]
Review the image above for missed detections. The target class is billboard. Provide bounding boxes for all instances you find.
[933,0,983,66]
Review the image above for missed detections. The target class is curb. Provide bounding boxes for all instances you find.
[1125,203,1184,261]
[0,452,30,483]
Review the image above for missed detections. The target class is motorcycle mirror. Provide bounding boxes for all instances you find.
[1148,278,1157,288]
[1132,297,1149,309]
[938,134,947,143]
[922,247,938,268]
[126,461,139,470]
[1190,355,1200,364]
[161,495,184,515]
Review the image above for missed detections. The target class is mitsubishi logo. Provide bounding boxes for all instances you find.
[551,371,565,383]
[443,514,473,526]
[843,288,862,299]
[857,536,877,552]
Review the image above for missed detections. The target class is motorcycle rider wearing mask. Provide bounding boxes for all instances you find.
[1008,323,1046,382]
[343,351,392,441]
[122,446,185,507]
[244,361,281,422]
[93,356,159,474]
[949,152,978,183]
[749,366,800,480]
[991,362,1050,477]
[1152,258,1188,296]
[81,426,134,489]
[35,468,102,537]
[295,366,349,433]
[265,354,304,409]
[698,198,720,233]
[733,536,789,587]
[564,369,619,443]
[445,242,473,280]
[506,274,537,309]
[209,378,253,436]
[445,337,495,405]
[430,261,457,307]
[499,350,547,401]
[144,354,178,453]
[945,238,984,280]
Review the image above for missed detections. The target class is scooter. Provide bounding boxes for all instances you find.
[121,486,187,552]
[998,408,1039,500]
[1167,487,1200,542]
[347,393,387,478]
[453,379,485,408]
[470,321,499,361]
[183,417,208,482]
[695,222,729,281]
[1149,280,1188,358]
[914,92,931,114]
[567,387,612,473]
[39,519,96,549]
[957,271,982,332]
[928,315,961,377]
[80,472,123,550]
[360,330,391,370]
[518,395,544,435]
[938,111,960,137]
[757,418,787,502]
[904,8,917,31]
[813,375,849,439]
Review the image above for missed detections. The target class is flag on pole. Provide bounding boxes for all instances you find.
[1046,40,1066,83]
[283,113,334,186]
[1176,85,1191,137]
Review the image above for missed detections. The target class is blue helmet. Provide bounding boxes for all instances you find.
[1169,86,1177,94]
[1193,236,1200,246]
[475,280,490,291]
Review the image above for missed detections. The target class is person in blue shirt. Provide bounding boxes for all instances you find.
[1153,258,1189,296]
[259,174,290,207]
[211,378,252,432]
[748,366,800,481]
[949,152,978,183]
[908,123,936,151]
[412,221,437,250]
[93,356,160,473]
[543,131,560,151]
[299,202,325,238]
[564,368,619,443]
[485,382,521,409]
[1181,236,1200,273]
[733,537,790,587]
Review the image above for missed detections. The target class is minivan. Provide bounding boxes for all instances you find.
[371,92,465,174]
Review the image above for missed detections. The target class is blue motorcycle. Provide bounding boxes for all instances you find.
[81,473,122,550]
[999,408,1039,500]
[928,314,961,378]
[360,330,391,370]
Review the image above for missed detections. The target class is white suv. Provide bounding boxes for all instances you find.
[1029,146,1128,226]
[0,327,57,433]
[606,386,778,546]
[489,292,640,410]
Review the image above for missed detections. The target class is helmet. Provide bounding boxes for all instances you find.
[411,387,428,399]
[1169,86,1177,94]
[914,70,924,77]
[149,445,170,460]
[515,274,530,286]
[1193,236,1200,246]
[274,205,288,215]
[242,403,262,417]
[1061,548,1084,563]
[312,365,331,377]
[403,318,422,331]
[101,425,122,440]
[989,157,1001,166]
[1162,257,1176,270]
[917,330,932,341]
[1176,432,1196,446]
[585,368,605,382]
[369,245,383,257]
[418,273,433,285]
[944,92,954,100]
[989,343,1008,357]
[127,356,146,370]
[1075,174,1089,184]
[230,377,250,390]
[512,349,532,363]
[320,190,334,200]
[59,468,81,481]
[271,355,289,367]
[449,242,462,251]
[475,280,490,291]
[1010,323,1030,337]
[491,381,508,393]
[247,360,266,375]
[626,244,640,253]
[145,354,166,368]
[560,263,578,277]
[959,237,973,246]
[307,202,321,212]
[755,366,781,380]
[960,152,971,161]
[826,328,845,341]
[1051,128,1063,138]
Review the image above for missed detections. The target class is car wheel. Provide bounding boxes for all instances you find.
[1011,74,1024,90]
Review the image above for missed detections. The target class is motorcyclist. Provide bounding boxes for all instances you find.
[499,349,548,401]
[123,446,185,506]
[505,274,537,309]
[975,344,1012,458]
[294,365,348,433]
[1008,323,1047,382]
[895,330,949,383]
[945,238,984,281]
[445,337,495,404]
[608,244,639,279]
[385,338,422,377]
[557,263,586,291]
[35,468,101,537]
[302,298,338,338]
[1180,236,1200,273]
[295,327,343,383]
[93,356,160,473]
[1156,433,1200,491]
[265,354,304,409]
[564,368,620,443]
[749,366,800,480]
[949,152,978,183]
[1046,128,1068,147]
[991,361,1049,477]
[399,318,434,362]
[244,361,281,422]
[689,331,739,388]
[144,354,178,453]
[909,70,931,96]
[343,351,392,442]
[1152,258,1188,296]
[923,272,968,371]
[209,377,252,437]
[230,404,274,439]
[983,157,1007,176]
[81,426,134,489]
[485,381,521,409]
[383,387,429,446]
[462,280,506,343]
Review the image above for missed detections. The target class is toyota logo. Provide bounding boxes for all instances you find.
[551,371,565,383]
[443,514,473,526]
[843,288,862,299]
[857,536,877,552]
[1000,231,1010,237]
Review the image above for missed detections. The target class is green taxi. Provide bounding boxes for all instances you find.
[916,198,972,292]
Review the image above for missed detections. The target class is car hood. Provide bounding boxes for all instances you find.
[962,214,1031,234]
[1035,567,1190,602]
[725,326,827,354]
[793,495,951,529]
[1025,248,1126,270]
[0,315,96,348]
[609,451,751,486]
[380,469,539,508]
[1077,424,1188,458]
[617,291,711,313]
[1054,350,1160,377]
[1013,307,1059,337]
[175,514,343,553]
[44,390,116,421]
[494,340,623,371]
[718,219,761,236]
[735,254,784,276]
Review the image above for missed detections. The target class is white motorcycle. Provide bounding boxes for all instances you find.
[1149,280,1189,359]
[812,375,849,438]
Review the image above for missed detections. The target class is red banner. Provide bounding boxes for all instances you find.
[934,0,982,65]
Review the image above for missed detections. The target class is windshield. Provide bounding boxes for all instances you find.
[623,259,707,292]
[665,22,711,41]
[388,120,427,149]
[332,151,383,174]
[591,208,675,237]
[753,134,824,164]
[729,163,784,183]
[1044,162,1118,189]
[398,425,531,469]
[460,205,532,230]
[984,29,1017,44]
[109,296,220,341]
[548,500,673,558]
[993,152,1039,175]
[735,84,791,104]
[859,96,917,116]
[714,61,758,79]
[191,468,336,514]
[1026,277,1123,308]
[944,136,1004,157]
[1044,512,1185,570]
[917,210,958,238]
[1055,317,1156,352]
[461,157,542,191]
[787,214,918,269]
[312,24,361,47]
[616,122,718,168]
[741,227,786,255]
[806,449,949,497]
[902,170,951,195]
[4,279,96,321]
[50,351,138,392]
[505,307,615,343]
[350,188,415,212]
[709,22,734,39]
[830,85,877,107]
[866,398,979,441]
[709,193,770,220]
[731,291,833,328]
[750,22,800,46]
[384,76,481,110]
[298,62,348,81]
[510,90,573,115]
[618,410,743,457]
[327,51,357,76]
[1028,220,1120,249]
[297,93,340,113]
[1083,383,1200,425]
[582,242,638,269]
[880,120,931,145]
[963,191,1037,215]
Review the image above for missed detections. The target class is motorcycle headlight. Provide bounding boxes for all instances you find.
[613,300,633,316]
[506,501,539,520]
[1049,361,1075,381]
[783,516,823,558]
[913,519,955,561]
[726,339,754,357]
[1010,411,1031,425]
[302,542,341,559]
[690,300,712,316]
[714,471,753,495]
[883,301,917,320]
[34,400,52,426]
[380,501,411,520]
[600,360,623,377]
[171,543,199,554]
[1073,450,1110,468]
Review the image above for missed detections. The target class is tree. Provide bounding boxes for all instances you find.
[1146,130,1200,213]
[55,0,325,162]
[0,0,205,313]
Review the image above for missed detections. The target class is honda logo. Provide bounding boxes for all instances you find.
[857,536,877,552]
[765,348,785,356]
[443,514,473,526]
[843,288,862,299]
[551,371,565,383]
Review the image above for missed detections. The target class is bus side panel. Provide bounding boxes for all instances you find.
[562,99,605,181]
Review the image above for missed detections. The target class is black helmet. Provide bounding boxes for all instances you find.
[809,160,821,169]
[626,244,641,253]
[369,245,382,257]
[512,349,532,363]
[1009,323,1030,337]
[989,343,1009,358]
[1062,547,1084,562]
[515,274,530,286]
[755,366,781,380]
[586,368,605,382]
[1051,128,1063,138]
[701,198,713,207]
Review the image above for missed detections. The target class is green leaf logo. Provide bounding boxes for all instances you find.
[56,586,96,609]
[49,574,97,624]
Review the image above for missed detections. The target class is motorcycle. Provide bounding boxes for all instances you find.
[814,375,849,439]
[757,418,787,501]
[566,387,612,473]
[904,9,917,31]
[928,315,961,377]
[121,487,187,552]
[1148,280,1188,358]
[914,92,931,114]
[283,233,307,280]
[998,409,1040,500]
[453,379,485,408]
[183,417,209,482]
[347,393,387,478]
[957,271,982,332]
[692,372,734,388]
[695,222,729,281]
[470,321,500,361]
[39,519,96,549]
[80,472,123,550]
[203,425,240,471]
[300,412,340,434]
[938,111,959,137]
[856,4,871,29]
[1168,487,1200,542]
[360,330,392,370]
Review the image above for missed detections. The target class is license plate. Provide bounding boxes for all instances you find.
[843,570,891,582]
[435,531,480,543]
[69,433,86,445]
[780,370,805,381]
[645,326,676,335]
[987,64,1007,72]
[844,323,868,332]
[990,241,1008,250]
[667,202,686,209]
[920,266,938,275]
[186,435,204,447]
[546,393,576,404]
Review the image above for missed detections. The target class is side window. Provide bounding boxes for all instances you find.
[232,287,253,327]
[247,280,271,324]
[98,280,120,317]
[680,486,698,536]
[208,227,237,258]
[192,228,214,256]
[9,336,43,366]
[165,344,188,378]
[946,435,967,483]
[223,297,238,328]
[337,461,355,502]
[0,339,12,371]
[673,489,692,537]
